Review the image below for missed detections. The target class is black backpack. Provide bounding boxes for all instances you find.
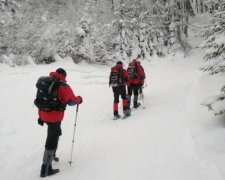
[34,76,66,111]
[109,66,123,87]
[127,62,138,78]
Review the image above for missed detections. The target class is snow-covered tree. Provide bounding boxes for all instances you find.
[201,0,225,67]
[201,0,225,115]
[114,0,133,62]
[0,0,201,66]
[190,0,206,13]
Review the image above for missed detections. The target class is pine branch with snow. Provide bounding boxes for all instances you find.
[202,90,225,115]
[201,0,225,115]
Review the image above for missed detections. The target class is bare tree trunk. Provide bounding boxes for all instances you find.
[176,21,181,44]
[200,0,204,13]
[184,0,189,37]
[120,0,124,19]
[111,0,114,12]
[184,15,188,37]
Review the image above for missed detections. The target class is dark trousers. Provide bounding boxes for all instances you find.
[127,83,139,96]
[45,121,62,151]
[112,86,128,115]
[113,86,127,103]
[139,86,143,94]
[127,83,140,108]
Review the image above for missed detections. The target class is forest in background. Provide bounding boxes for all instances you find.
[0,0,218,64]
[0,0,224,115]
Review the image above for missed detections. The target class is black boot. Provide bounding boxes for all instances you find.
[113,114,121,120]
[133,102,141,108]
[123,109,131,119]
[113,110,121,120]
[40,164,59,177]
[48,165,60,176]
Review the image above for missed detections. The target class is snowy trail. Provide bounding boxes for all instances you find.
[0,56,224,180]
[144,59,221,180]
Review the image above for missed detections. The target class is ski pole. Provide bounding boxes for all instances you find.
[69,104,79,166]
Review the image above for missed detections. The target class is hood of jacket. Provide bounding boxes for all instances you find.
[49,71,67,82]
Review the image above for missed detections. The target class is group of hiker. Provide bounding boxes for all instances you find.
[35,59,145,177]
[109,59,146,120]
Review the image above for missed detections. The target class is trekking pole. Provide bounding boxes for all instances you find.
[69,104,79,166]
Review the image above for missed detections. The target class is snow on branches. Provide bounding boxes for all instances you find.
[201,0,225,115]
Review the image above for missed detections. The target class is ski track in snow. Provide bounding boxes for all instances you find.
[0,54,224,180]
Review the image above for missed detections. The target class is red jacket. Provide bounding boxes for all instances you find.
[38,71,81,123]
[127,60,145,85]
[139,65,146,86]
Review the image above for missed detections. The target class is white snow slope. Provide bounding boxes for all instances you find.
[1,51,225,180]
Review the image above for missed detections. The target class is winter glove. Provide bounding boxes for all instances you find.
[78,96,83,104]
[38,118,44,126]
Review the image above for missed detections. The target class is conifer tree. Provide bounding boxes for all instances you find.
[0,0,201,65]
[201,0,225,115]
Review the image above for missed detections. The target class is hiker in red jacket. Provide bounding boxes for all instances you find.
[38,68,83,177]
[109,61,131,119]
[127,59,145,108]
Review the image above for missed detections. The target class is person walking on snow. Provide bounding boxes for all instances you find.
[127,59,145,109]
[37,68,83,177]
[109,61,131,120]
[138,61,146,99]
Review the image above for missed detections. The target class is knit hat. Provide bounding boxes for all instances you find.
[56,68,67,77]
[116,61,123,65]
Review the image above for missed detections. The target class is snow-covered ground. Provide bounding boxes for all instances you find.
[1,51,225,180]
